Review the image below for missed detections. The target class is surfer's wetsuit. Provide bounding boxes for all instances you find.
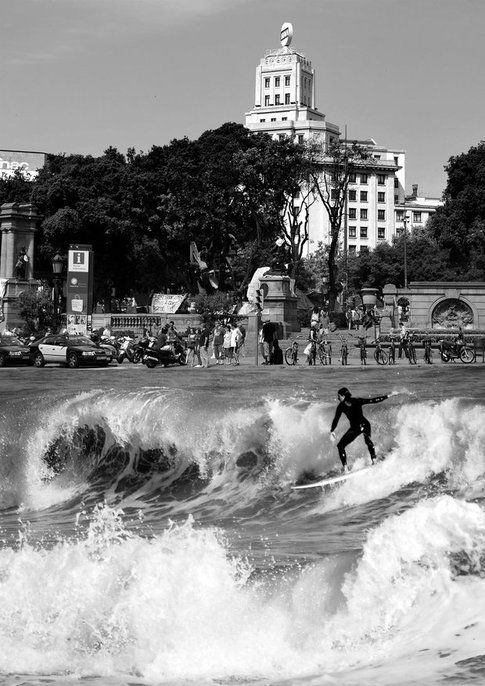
[331,395,388,467]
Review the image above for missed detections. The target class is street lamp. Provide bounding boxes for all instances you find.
[402,211,409,289]
[51,253,64,319]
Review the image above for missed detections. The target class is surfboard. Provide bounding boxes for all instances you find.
[291,466,372,490]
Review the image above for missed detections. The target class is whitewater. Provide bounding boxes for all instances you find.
[0,367,484,686]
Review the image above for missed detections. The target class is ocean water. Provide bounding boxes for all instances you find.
[0,370,484,686]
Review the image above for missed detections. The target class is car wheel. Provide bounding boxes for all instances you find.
[67,352,79,368]
[0,353,6,367]
[145,359,157,369]
[33,352,45,368]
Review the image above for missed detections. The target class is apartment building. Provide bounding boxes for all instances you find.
[244,25,440,255]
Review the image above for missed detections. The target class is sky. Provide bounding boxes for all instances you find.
[1,0,484,198]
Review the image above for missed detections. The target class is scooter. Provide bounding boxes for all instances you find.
[439,339,475,364]
[142,338,187,369]
[117,336,144,364]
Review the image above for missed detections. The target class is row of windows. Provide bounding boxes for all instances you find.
[347,190,387,203]
[348,245,371,254]
[264,75,292,88]
[348,209,386,221]
[349,227,386,239]
[349,173,387,185]
[396,210,423,222]
[264,94,293,106]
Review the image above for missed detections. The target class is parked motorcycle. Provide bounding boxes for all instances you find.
[117,336,144,364]
[142,338,187,369]
[439,339,475,364]
[98,335,120,360]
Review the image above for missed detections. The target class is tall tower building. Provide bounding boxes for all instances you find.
[245,23,340,147]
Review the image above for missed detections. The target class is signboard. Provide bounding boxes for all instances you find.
[66,244,93,334]
[150,293,186,314]
[0,150,46,180]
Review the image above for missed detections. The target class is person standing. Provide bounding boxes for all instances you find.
[330,387,388,472]
[212,321,225,364]
[231,322,243,366]
[223,325,233,365]
[198,324,211,367]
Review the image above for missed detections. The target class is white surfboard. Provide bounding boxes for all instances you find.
[291,466,372,490]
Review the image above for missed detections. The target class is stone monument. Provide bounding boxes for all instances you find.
[0,203,42,330]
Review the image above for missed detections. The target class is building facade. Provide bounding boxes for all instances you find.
[245,25,441,255]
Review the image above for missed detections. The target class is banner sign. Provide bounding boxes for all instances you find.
[66,244,93,334]
[151,293,186,314]
[0,150,46,180]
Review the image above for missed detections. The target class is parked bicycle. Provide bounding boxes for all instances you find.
[285,340,299,365]
[374,338,388,365]
[406,333,417,364]
[423,337,433,364]
[357,336,367,365]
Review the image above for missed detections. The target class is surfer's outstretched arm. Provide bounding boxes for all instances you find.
[360,394,388,406]
[330,405,343,433]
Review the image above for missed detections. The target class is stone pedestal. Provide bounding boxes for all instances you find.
[259,271,299,334]
[0,278,42,331]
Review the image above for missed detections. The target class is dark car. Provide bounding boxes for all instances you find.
[30,334,113,368]
[0,335,32,367]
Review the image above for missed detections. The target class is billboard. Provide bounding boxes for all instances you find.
[66,244,94,334]
[0,150,46,180]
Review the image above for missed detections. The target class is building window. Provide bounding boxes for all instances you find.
[282,117,287,121]
[265,95,270,106]
[360,246,369,253]
[349,226,356,238]
[349,173,356,183]
[360,191,368,202]
[298,134,304,144]
[275,76,280,87]
[394,177,399,188]
[394,156,399,165]
[360,226,368,238]
[378,227,386,239]
[378,192,385,203]
[395,195,399,203]
[275,94,281,105]
[349,189,357,201]
[413,211,422,222]
[396,210,404,221]
[360,209,368,220]
[378,174,386,185]
[374,155,381,160]
[285,75,290,86]
[349,245,356,254]
[285,93,290,104]
[270,117,276,122]
[361,173,368,184]
[260,118,266,123]
[378,209,386,221]
[264,77,270,88]
[348,208,356,219]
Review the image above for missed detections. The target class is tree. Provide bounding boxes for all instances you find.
[426,141,485,279]
[307,140,371,310]
[17,288,55,334]
[0,169,34,206]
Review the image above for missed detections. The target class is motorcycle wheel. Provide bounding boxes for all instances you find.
[178,352,187,366]
[145,359,157,369]
[133,350,142,364]
[440,351,450,363]
[460,347,475,364]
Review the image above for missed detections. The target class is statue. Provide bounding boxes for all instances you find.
[14,247,29,279]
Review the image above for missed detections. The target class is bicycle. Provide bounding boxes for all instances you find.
[285,340,299,366]
[374,338,388,365]
[357,336,367,365]
[423,338,433,364]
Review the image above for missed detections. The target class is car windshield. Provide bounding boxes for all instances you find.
[0,336,23,346]
[69,336,96,346]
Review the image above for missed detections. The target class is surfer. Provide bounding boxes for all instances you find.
[330,387,388,472]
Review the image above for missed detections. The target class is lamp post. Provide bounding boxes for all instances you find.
[51,253,63,320]
[402,210,409,289]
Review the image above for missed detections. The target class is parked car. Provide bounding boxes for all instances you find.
[0,335,32,367]
[29,334,113,368]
